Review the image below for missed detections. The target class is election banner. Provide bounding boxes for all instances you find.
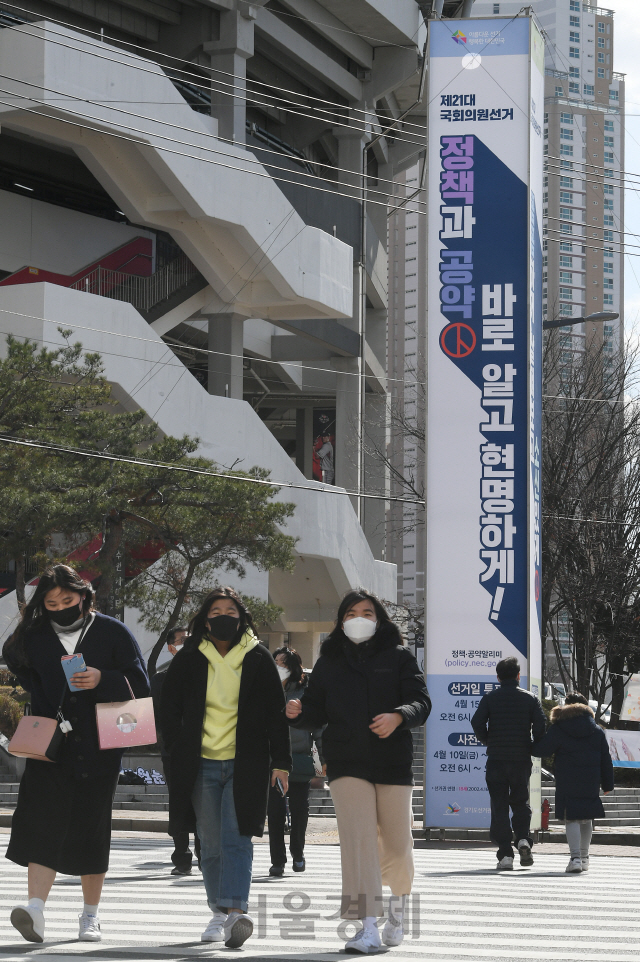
[621,674,640,723]
[425,15,544,828]
[604,729,640,768]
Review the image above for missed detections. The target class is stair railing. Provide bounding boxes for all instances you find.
[70,254,199,312]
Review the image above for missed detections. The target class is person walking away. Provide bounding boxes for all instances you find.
[531,692,614,873]
[471,657,546,870]
[3,564,149,944]
[160,587,291,948]
[150,626,200,875]
[287,589,431,954]
[268,647,324,877]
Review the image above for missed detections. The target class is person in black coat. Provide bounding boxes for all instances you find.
[286,589,430,954]
[531,692,614,874]
[2,564,149,945]
[159,586,291,949]
[471,656,546,870]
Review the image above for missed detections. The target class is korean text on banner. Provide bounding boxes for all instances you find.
[425,15,544,829]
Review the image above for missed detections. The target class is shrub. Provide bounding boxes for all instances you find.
[0,694,23,738]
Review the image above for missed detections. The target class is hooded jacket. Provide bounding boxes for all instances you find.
[289,621,431,785]
[531,702,615,820]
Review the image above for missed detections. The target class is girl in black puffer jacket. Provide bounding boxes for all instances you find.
[531,692,614,874]
[286,589,430,954]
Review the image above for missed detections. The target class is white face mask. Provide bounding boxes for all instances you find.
[172,643,184,652]
[343,617,377,644]
[277,666,291,681]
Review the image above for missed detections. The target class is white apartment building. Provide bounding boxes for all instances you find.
[0,1,436,664]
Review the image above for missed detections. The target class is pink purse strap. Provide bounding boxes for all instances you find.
[123,676,135,701]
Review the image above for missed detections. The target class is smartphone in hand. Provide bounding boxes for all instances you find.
[275,777,286,797]
[61,654,87,691]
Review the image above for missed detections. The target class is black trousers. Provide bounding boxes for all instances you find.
[163,754,200,870]
[485,758,533,859]
[267,780,310,866]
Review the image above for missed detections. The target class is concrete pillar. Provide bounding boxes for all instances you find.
[288,631,323,668]
[207,313,244,398]
[296,408,314,478]
[204,5,257,144]
[333,356,360,511]
[333,119,368,199]
[362,393,388,562]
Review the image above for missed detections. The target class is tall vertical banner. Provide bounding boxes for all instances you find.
[425,16,544,829]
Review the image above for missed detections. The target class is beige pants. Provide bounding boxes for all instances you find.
[329,777,414,919]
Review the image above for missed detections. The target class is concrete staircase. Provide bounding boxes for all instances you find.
[541,784,640,828]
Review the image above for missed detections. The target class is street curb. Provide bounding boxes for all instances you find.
[0,813,170,833]
[414,828,640,846]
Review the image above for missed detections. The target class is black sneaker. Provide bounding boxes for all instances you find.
[269,864,285,877]
[517,840,533,867]
[292,859,306,872]
[171,866,192,876]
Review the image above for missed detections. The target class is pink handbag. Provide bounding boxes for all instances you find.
[95,677,157,750]
[8,712,63,762]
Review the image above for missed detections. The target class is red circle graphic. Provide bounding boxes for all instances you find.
[440,322,476,358]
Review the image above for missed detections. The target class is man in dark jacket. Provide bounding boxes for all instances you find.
[150,627,196,875]
[471,656,546,870]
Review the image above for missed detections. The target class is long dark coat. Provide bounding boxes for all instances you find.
[531,702,615,820]
[3,613,149,779]
[290,621,431,784]
[160,640,291,838]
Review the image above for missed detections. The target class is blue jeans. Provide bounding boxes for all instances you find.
[191,758,253,912]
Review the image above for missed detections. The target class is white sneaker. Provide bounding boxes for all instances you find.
[566,857,583,874]
[10,905,44,943]
[581,857,590,872]
[223,912,253,948]
[201,911,227,942]
[496,856,514,871]
[382,916,404,947]
[517,839,533,866]
[78,912,102,942]
[345,926,382,954]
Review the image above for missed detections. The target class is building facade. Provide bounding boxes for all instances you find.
[0,0,435,664]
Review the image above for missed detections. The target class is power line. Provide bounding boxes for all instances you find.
[0,434,425,506]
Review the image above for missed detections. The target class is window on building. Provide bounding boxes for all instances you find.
[604,293,614,305]
[598,21,605,33]
[598,68,605,78]
[570,31,580,43]
[561,128,573,141]
[560,145,574,157]
[598,52,605,63]
[560,176,573,189]
[604,246,613,257]
[560,191,574,204]
[570,0,580,8]
[604,199,614,210]
[559,271,573,283]
[570,15,580,27]
[559,288,573,300]
[569,47,580,59]
[560,240,572,252]
[543,192,548,204]
[604,119,614,132]
[493,3,499,12]
[598,36,605,48]
[559,255,573,268]
[603,278,614,290]
[559,303,573,315]
[560,208,573,221]
[561,160,573,171]
[584,83,594,96]
[556,85,564,96]
[603,262,613,273]
[561,112,573,124]
[604,151,614,163]
[603,183,614,195]
[569,82,580,94]
[569,66,579,78]
[610,89,619,101]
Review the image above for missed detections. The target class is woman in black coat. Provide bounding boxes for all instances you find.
[160,587,291,949]
[531,692,614,874]
[3,564,149,945]
[286,589,430,954]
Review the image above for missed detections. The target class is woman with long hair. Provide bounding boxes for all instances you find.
[267,646,324,877]
[160,587,291,948]
[3,564,149,944]
[287,589,430,955]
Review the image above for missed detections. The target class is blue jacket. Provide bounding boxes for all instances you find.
[531,702,614,820]
[4,613,149,780]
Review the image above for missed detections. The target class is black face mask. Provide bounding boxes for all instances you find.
[49,603,83,627]
[207,614,240,642]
